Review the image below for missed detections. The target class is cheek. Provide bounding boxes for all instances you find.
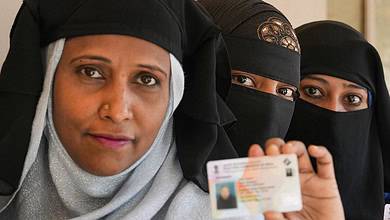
[52,72,99,148]
[55,81,93,122]
[135,87,170,144]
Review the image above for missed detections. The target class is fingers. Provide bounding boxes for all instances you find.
[285,140,314,174]
[264,211,287,220]
[248,144,264,157]
[308,145,335,179]
[264,138,285,155]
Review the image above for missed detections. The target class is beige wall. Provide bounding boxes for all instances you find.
[267,0,365,33]
[328,0,364,32]
[266,0,327,28]
[376,0,390,90]
[0,0,21,67]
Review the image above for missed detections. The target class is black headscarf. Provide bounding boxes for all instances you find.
[0,0,238,194]
[286,21,390,219]
[197,0,300,156]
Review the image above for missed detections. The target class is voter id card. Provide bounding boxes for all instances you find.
[207,154,302,219]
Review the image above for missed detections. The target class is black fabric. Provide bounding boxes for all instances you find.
[287,21,390,219]
[0,4,43,193]
[216,195,237,209]
[197,0,300,87]
[287,99,383,220]
[226,85,294,156]
[0,0,238,194]
[197,0,286,34]
[224,35,300,87]
[197,0,300,156]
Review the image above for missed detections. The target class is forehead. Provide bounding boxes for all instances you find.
[62,35,170,72]
[303,74,366,91]
[232,70,296,87]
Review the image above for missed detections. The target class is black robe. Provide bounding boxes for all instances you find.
[197,0,301,156]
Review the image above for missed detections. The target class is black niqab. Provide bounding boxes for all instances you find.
[287,21,390,219]
[0,0,237,194]
[197,0,300,156]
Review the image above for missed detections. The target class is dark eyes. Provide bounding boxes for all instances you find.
[136,74,158,86]
[277,87,299,101]
[303,86,364,107]
[232,75,255,87]
[79,67,103,79]
[277,87,294,97]
[78,67,159,87]
[344,95,362,106]
[303,87,323,98]
[232,74,298,101]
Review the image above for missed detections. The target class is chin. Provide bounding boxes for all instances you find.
[80,158,132,176]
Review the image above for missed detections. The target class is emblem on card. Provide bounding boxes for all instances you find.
[214,165,219,174]
[283,158,291,166]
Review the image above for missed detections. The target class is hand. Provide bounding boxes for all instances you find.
[248,138,345,220]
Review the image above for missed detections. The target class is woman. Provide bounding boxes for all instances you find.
[197,0,301,156]
[0,0,344,219]
[0,0,239,218]
[286,21,390,219]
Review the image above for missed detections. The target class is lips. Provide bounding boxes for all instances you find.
[89,133,134,150]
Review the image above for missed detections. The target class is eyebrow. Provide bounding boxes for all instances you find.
[303,75,329,84]
[137,64,168,77]
[69,56,168,77]
[70,55,111,64]
[344,83,366,91]
[305,75,367,91]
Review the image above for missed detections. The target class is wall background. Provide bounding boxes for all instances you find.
[0,0,21,65]
[266,0,327,28]
[0,0,389,89]
[376,0,390,90]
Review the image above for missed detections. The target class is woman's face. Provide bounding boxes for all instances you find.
[300,74,368,112]
[231,70,298,101]
[53,35,170,176]
[220,186,231,199]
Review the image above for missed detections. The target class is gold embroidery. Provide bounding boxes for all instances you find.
[257,17,300,53]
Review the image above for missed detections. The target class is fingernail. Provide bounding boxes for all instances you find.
[311,145,320,150]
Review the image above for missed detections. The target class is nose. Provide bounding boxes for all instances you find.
[99,84,134,123]
[324,96,346,112]
[258,78,278,95]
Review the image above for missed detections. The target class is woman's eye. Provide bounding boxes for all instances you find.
[303,87,323,98]
[345,95,362,106]
[277,87,294,97]
[232,75,255,87]
[79,67,103,79]
[137,74,158,86]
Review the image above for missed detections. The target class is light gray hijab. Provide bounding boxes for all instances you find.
[0,38,203,219]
